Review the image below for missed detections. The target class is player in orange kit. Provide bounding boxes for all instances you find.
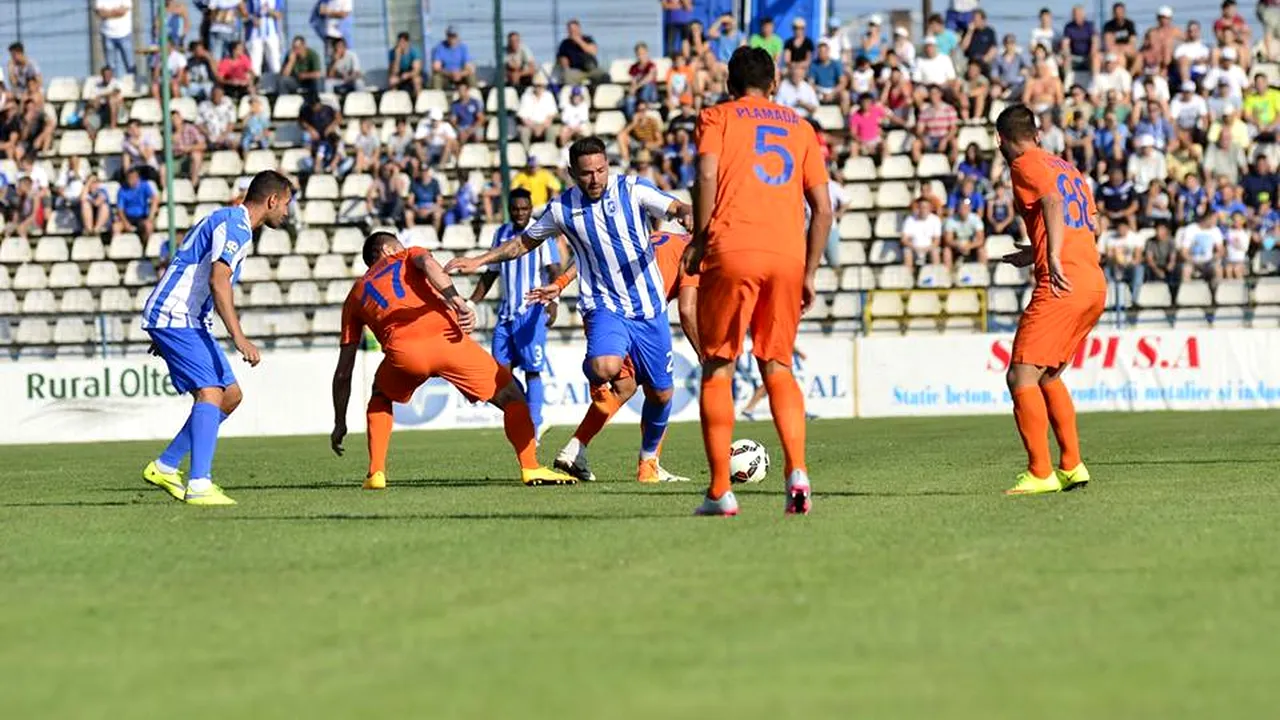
[328,231,575,488]
[995,104,1107,495]
[683,46,834,516]
[527,228,700,482]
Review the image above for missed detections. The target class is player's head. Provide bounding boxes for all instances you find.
[994,104,1040,165]
[508,187,534,228]
[568,136,609,200]
[726,47,777,99]
[243,170,295,228]
[362,231,405,267]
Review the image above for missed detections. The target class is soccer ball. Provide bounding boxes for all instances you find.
[729,439,769,484]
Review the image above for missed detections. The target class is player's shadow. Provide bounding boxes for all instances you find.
[1089,458,1271,467]
[202,511,646,522]
[1,499,137,508]
[98,478,518,493]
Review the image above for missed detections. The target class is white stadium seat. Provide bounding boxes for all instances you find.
[21,289,56,313]
[916,154,950,178]
[303,201,337,226]
[1215,280,1248,306]
[34,237,70,263]
[872,212,900,239]
[992,263,1028,286]
[0,289,17,314]
[48,77,81,103]
[306,174,340,200]
[916,264,952,288]
[12,263,47,290]
[71,236,106,262]
[273,94,304,119]
[608,59,633,84]
[416,90,449,115]
[1176,281,1212,307]
[53,318,89,344]
[986,234,1017,257]
[59,288,95,314]
[946,289,982,315]
[312,254,349,280]
[838,213,871,240]
[100,287,132,312]
[48,262,83,289]
[486,86,520,112]
[877,265,913,289]
[878,156,914,180]
[331,227,364,254]
[1136,283,1172,308]
[275,255,312,281]
[341,173,373,198]
[842,156,876,181]
[868,239,902,265]
[94,128,124,155]
[208,150,243,177]
[286,281,320,305]
[244,149,278,174]
[841,266,875,290]
[197,178,231,203]
[868,292,904,317]
[294,230,329,256]
[58,130,93,157]
[457,144,492,169]
[16,319,52,345]
[379,90,413,116]
[1,237,32,263]
[312,307,343,333]
[594,111,626,137]
[954,262,990,287]
[906,292,942,316]
[1254,277,1280,304]
[85,261,122,287]
[129,98,161,123]
[248,282,283,306]
[257,228,292,256]
[875,182,912,208]
[239,257,272,283]
[838,241,866,266]
[343,91,377,117]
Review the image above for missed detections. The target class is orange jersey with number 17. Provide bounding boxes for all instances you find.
[340,247,454,347]
[696,96,827,264]
[1010,147,1106,292]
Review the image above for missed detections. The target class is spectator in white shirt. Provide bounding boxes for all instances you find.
[1177,212,1223,283]
[1090,53,1132,102]
[1174,21,1211,82]
[95,0,135,77]
[517,76,558,147]
[912,38,957,94]
[558,85,592,146]
[1203,47,1249,101]
[1131,67,1170,107]
[1169,81,1209,135]
[892,26,916,67]
[901,196,943,273]
[1103,217,1146,301]
[775,62,819,117]
[414,108,459,167]
[1126,134,1168,193]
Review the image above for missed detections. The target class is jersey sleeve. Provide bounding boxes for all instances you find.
[213,212,253,266]
[695,107,724,157]
[339,286,364,345]
[523,202,562,243]
[630,176,677,220]
[1010,156,1059,207]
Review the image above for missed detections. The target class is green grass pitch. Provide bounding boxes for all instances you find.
[2,411,1279,718]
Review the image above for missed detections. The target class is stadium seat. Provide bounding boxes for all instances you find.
[303,201,337,226]
[249,282,283,307]
[946,289,982,315]
[441,225,476,250]
[276,255,312,281]
[916,154,950,178]
[343,91,377,117]
[16,318,52,345]
[48,77,81,103]
[257,228,292,256]
[878,156,914,180]
[607,59,633,84]
[312,254,349,280]
[840,266,875,290]
[842,156,876,181]
[868,239,903,264]
[877,265,913,289]
[103,234,143,264]
[916,264,952,288]
[868,292,904,317]
[906,292,942,316]
[1136,283,1173,308]
[458,144,492,169]
[1174,308,1211,328]
[85,261,121,287]
[838,213,871,240]
[291,229,326,256]
[831,293,862,318]
[875,182,912,209]
[0,289,15,314]
[286,281,320,306]
[34,237,70,263]
[1177,281,1212,307]
[871,213,901,240]
[986,234,1017,258]
[312,307,342,333]
[59,288,95,313]
[94,127,124,155]
[129,97,161,123]
[813,106,844,132]
[0,266,9,290]
[132,287,150,310]
[155,205,191,231]
[279,147,310,174]
[528,142,559,167]
[350,254,368,277]
[503,143,528,167]
[1254,277,1280,304]
[340,173,373,198]
[48,262,82,289]
[273,94,303,119]
[883,129,909,154]
[21,289,56,313]
[171,96,197,121]
[1213,307,1247,328]
[992,263,1028,286]
[957,126,994,152]
[943,316,980,333]
[208,150,243,177]
[123,261,155,286]
[1,237,32,263]
[45,209,79,236]
[838,241,866,265]
[58,130,93,157]
[12,263,46,290]
[271,311,309,336]
[243,149,277,174]
[416,90,449,115]
[161,178,195,205]
[1136,309,1172,326]
[378,90,413,116]
[330,227,364,255]
[594,111,626,137]
[239,256,272,283]
[954,262,990,287]
[306,174,340,200]
[99,287,132,313]
[485,86,520,113]
[400,226,438,249]
[197,178,231,203]
[844,183,873,210]
[814,267,839,292]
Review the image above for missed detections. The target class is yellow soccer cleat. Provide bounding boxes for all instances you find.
[1056,463,1091,492]
[183,484,237,506]
[363,471,387,490]
[142,461,186,501]
[637,457,660,484]
[1004,471,1063,496]
[521,466,577,486]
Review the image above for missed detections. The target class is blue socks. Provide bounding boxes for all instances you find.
[525,373,545,428]
[639,393,671,459]
[188,402,223,482]
[157,408,228,473]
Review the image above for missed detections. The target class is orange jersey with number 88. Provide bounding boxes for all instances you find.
[1010,146,1106,292]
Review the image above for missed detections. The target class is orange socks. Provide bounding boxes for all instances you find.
[700,374,735,499]
[763,369,807,476]
[366,395,393,475]
[1042,379,1081,470]
[503,400,540,469]
[1012,385,1052,477]
[573,384,624,445]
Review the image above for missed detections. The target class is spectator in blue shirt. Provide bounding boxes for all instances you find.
[431,26,475,90]
[112,167,157,246]
[807,42,848,112]
[708,14,744,73]
[387,32,423,96]
[947,176,986,212]
[450,79,485,145]
[443,173,478,228]
[1093,112,1129,169]
[1060,5,1097,72]
[407,165,443,232]
[1133,99,1174,150]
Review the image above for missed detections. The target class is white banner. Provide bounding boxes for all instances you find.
[856,328,1280,417]
[0,337,855,445]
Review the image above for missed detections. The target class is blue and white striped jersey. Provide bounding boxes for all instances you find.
[488,221,560,322]
[244,0,283,41]
[141,205,253,330]
[524,175,675,320]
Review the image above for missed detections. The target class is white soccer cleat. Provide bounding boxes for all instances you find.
[656,462,691,483]
[785,469,812,516]
[694,491,739,517]
[553,440,596,482]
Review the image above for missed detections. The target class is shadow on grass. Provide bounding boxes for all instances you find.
[100,478,521,493]
[1,500,139,508]
[199,511,657,522]
[1090,458,1270,467]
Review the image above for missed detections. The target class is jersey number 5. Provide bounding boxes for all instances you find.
[753,125,794,186]
[1056,173,1097,233]
[362,260,405,309]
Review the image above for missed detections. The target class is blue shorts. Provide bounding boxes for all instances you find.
[147,327,237,394]
[583,309,673,391]
[491,308,547,373]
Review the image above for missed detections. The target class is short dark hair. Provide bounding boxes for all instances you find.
[8,42,23,53]
[362,231,399,267]
[398,32,410,42]
[509,188,533,204]
[995,103,1038,143]
[244,170,294,205]
[760,16,774,25]
[727,47,775,97]
[568,136,607,170]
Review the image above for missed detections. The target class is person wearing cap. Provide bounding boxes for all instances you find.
[1144,6,1182,72]
[1059,5,1097,73]
[557,19,603,85]
[913,37,957,94]
[1090,52,1132,103]
[1134,98,1174,150]
[749,16,783,61]
[414,106,459,167]
[431,26,475,90]
[821,17,851,63]
[1169,80,1209,136]
[511,157,562,208]
[889,25,916,66]
[558,84,592,146]
[1126,134,1167,195]
[857,15,884,64]
[516,75,558,147]
[783,17,815,67]
[504,32,537,90]
[1244,72,1280,133]
[960,10,998,70]
[450,79,485,145]
[1204,46,1249,101]
[808,41,849,114]
[388,32,423,96]
[942,196,987,270]
[1174,20,1210,84]
[1101,2,1138,68]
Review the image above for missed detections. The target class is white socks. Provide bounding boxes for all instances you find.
[187,477,213,493]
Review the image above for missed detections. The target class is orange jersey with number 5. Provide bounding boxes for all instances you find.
[340,247,455,346]
[1010,146,1106,292]
[696,96,828,264]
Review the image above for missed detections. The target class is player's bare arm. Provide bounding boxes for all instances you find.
[684,151,719,275]
[445,233,546,275]
[469,270,499,304]
[412,251,476,333]
[542,259,563,326]
[1040,194,1074,296]
[802,183,834,314]
[527,260,578,305]
[677,285,701,358]
[329,342,359,455]
[210,260,260,366]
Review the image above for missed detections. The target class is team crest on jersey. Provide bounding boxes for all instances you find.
[224,241,240,255]
[605,199,618,215]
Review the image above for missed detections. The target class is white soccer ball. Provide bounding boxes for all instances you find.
[729,439,770,484]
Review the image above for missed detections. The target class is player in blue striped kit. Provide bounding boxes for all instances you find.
[448,137,693,483]
[139,170,294,506]
[468,188,562,439]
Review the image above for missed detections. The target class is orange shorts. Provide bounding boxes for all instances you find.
[375,335,513,404]
[1011,288,1107,368]
[697,252,803,364]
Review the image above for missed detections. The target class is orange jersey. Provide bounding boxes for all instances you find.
[340,247,455,346]
[1010,147,1106,291]
[696,96,828,263]
[650,230,699,301]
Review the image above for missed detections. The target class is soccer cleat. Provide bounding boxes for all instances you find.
[694,491,739,517]
[656,462,691,483]
[785,470,812,515]
[183,484,237,506]
[1057,463,1091,492]
[521,466,578,486]
[554,442,596,482]
[637,457,661,484]
[142,461,186,501]
[1004,471,1063,496]
[363,471,387,490]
